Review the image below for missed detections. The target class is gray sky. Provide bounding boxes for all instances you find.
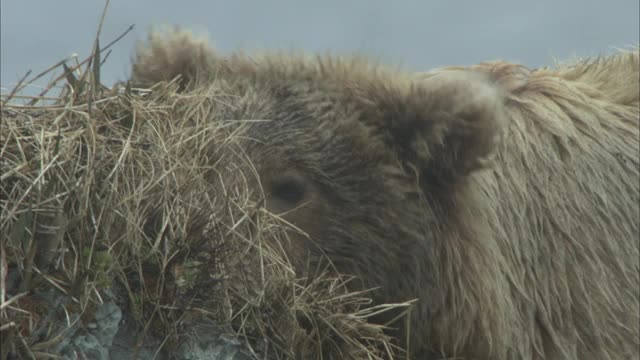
[2,0,638,95]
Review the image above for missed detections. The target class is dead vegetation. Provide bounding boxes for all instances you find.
[0,7,409,359]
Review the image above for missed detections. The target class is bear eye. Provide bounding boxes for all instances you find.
[270,176,306,206]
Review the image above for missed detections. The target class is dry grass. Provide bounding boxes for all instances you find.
[0,9,409,360]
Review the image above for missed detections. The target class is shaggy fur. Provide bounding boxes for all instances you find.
[130,30,640,359]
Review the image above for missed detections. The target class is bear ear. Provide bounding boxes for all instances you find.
[362,69,506,188]
[130,29,220,90]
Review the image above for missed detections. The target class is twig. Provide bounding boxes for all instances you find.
[27,23,135,105]
[6,55,76,104]
[3,54,75,101]
[1,70,32,106]
[0,322,16,332]
[87,0,110,115]
[0,94,62,101]
[0,242,6,305]
[100,49,113,66]
[0,292,28,311]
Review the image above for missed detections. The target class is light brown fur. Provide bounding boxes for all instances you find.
[131,30,640,359]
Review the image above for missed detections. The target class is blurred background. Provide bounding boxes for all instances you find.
[2,0,638,95]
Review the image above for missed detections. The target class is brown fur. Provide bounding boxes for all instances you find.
[130,30,640,359]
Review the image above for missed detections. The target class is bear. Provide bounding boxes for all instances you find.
[129,29,639,359]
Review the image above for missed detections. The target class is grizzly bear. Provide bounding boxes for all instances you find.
[130,30,639,359]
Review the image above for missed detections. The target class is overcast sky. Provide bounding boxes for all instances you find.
[2,0,638,95]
